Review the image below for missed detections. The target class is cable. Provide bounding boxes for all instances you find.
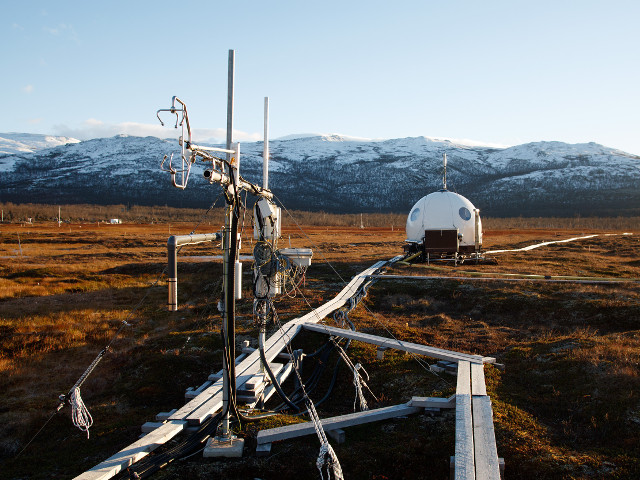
[258,336,300,412]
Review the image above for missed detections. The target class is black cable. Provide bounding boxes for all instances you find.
[259,339,300,412]
[271,336,352,413]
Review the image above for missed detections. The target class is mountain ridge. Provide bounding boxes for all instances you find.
[1,133,639,217]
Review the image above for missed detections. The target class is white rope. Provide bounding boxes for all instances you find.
[70,387,93,438]
[332,339,374,412]
[317,441,343,480]
[353,363,369,412]
[270,299,343,480]
[307,398,344,480]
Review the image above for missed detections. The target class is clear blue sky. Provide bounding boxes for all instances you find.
[3,0,640,154]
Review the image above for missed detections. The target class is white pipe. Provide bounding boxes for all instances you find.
[263,97,269,190]
[167,233,221,311]
[235,261,242,300]
[233,142,240,186]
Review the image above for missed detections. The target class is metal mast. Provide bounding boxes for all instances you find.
[221,48,236,440]
[263,97,269,190]
[155,49,277,456]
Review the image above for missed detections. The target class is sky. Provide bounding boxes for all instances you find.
[3,0,640,154]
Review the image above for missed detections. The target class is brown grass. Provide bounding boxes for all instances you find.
[0,218,639,479]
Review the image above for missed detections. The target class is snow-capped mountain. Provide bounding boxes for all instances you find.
[0,133,80,155]
[1,133,639,217]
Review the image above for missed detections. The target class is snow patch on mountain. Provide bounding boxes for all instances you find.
[0,133,80,155]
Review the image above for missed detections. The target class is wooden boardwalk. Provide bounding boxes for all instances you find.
[74,256,502,479]
[454,361,501,480]
[73,259,392,480]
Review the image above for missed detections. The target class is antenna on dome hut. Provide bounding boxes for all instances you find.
[442,153,447,191]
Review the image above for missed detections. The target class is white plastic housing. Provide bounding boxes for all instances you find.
[406,190,482,249]
[253,198,281,240]
[279,248,313,267]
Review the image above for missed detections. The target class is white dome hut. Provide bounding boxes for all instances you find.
[405,154,482,256]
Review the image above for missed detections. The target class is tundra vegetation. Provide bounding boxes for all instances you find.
[0,206,638,479]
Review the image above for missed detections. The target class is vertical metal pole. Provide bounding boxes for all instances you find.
[221,49,236,438]
[263,97,269,190]
[443,153,447,190]
[221,207,232,437]
[226,49,235,163]
[474,209,481,264]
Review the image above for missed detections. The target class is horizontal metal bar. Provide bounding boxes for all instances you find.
[256,403,421,444]
[301,323,492,364]
[168,233,221,248]
[189,144,236,154]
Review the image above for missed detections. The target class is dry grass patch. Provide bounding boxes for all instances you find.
[0,221,639,479]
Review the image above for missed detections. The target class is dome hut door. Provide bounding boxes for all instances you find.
[423,228,459,254]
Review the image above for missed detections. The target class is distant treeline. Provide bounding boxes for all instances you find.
[0,202,637,231]
[0,202,406,228]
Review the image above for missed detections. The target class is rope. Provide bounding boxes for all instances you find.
[70,387,93,438]
[269,294,344,480]
[353,364,368,412]
[15,410,58,458]
[331,338,375,411]
[332,277,374,328]
[308,399,344,480]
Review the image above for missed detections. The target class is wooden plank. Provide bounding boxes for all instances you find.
[456,361,471,395]
[454,393,474,480]
[169,381,222,422]
[255,442,272,456]
[155,409,177,421]
[140,421,164,433]
[302,323,487,365]
[410,395,456,409]
[73,420,186,480]
[187,362,293,424]
[472,396,501,480]
[244,363,294,408]
[471,363,487,396]
[256,403,421,444]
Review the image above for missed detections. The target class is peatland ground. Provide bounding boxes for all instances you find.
[0,211,639,479]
